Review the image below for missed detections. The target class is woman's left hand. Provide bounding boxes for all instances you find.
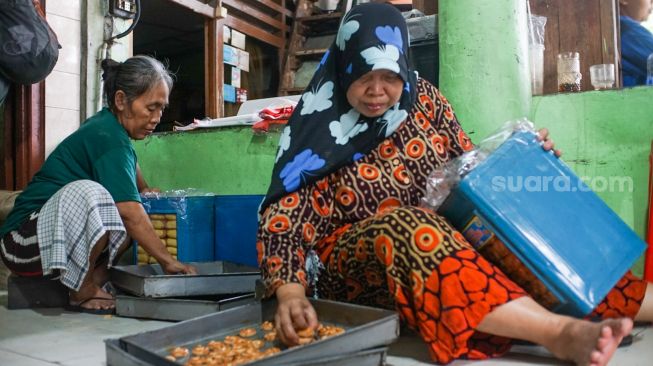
[537,128,562,157]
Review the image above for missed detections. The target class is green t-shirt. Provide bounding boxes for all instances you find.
[0,108,141,237]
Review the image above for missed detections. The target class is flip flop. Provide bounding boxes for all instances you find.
[65,296,116,315]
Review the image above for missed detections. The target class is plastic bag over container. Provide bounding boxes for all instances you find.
[424,120,646,316]
[141,189,215,220]
[136,189,216,264]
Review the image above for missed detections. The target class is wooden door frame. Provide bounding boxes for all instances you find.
[168,0,223,118]
[169,0,290,118]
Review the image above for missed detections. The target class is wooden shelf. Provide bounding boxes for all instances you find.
[280,87,306,94]
[296,12,343,22]
[294,48,328,57]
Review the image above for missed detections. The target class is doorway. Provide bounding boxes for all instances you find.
[134,0,205,132]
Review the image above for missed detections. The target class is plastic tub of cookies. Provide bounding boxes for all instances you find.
[109,261,259,298]
[115,299,399,365]
[115,293,256,322]
[135,194,215,265]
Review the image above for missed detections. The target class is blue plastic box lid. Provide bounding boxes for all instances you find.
[439,131,646,316]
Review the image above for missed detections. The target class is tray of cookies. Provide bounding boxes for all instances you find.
[109,261,260,298]
[106,338,388,366]
[115,293,256,321]
[116,298,399,365]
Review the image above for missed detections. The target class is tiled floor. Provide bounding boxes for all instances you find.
[0,290,651,365]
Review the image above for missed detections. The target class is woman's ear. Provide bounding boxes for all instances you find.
[114,90,127,112]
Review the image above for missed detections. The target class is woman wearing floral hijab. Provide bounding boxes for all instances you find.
[258,3,648,365]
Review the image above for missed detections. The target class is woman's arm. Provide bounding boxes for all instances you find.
[258,179,335,345]
[116,201,196,274]
[135,163,160,193]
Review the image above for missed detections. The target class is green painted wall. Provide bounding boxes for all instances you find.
[134,128,280,195]
[439,0,531,140]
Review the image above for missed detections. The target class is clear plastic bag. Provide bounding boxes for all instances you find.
[421,119,537,211]
[141,189,214,221]
[528,14,547,47]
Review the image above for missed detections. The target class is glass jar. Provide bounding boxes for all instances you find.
[557,52,582,92]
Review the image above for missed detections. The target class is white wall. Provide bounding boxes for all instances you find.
[44,1,133,157]
[45,1,82,157]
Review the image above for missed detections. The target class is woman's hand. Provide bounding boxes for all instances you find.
[163,260,198,275]
[275,283,319,346]
[117,201,197,275]
[537,128,562,157]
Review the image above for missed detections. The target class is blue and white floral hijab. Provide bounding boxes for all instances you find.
[261,3,417,211]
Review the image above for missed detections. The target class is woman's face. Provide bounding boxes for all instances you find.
[620,0,653,22]
[114,80,169,140]
[346,70,404,118]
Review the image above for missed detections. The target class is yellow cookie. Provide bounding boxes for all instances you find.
[151,220,165,229]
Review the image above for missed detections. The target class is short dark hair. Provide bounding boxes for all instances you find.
[100,55,174,111]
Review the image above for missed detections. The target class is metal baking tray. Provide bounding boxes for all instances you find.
[115,293,256,321]
[109,261,260,297]
[118,298,399,365]
[284,346,387,366]
[106,338,387,366]
[106,338,152,366]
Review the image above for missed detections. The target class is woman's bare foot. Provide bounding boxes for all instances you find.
[548,317,633,366]
[69,283,114,310]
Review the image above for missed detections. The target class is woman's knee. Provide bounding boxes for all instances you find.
[380,206,450,231]
[374,206,455,253]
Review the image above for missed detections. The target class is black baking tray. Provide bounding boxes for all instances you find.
[115,293,256,321]
[109,261,259,297]
[118,298,399,365]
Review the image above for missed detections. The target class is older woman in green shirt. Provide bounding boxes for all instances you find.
[0,55,196,314]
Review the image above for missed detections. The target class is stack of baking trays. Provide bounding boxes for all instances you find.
[108,264,400,365]
[109,261,260,322]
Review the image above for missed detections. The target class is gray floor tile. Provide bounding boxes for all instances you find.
[0,349,57,366]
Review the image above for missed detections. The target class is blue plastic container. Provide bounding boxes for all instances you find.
[134,196,215,264]
[214,195,264,267]
[439,131,646,317]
